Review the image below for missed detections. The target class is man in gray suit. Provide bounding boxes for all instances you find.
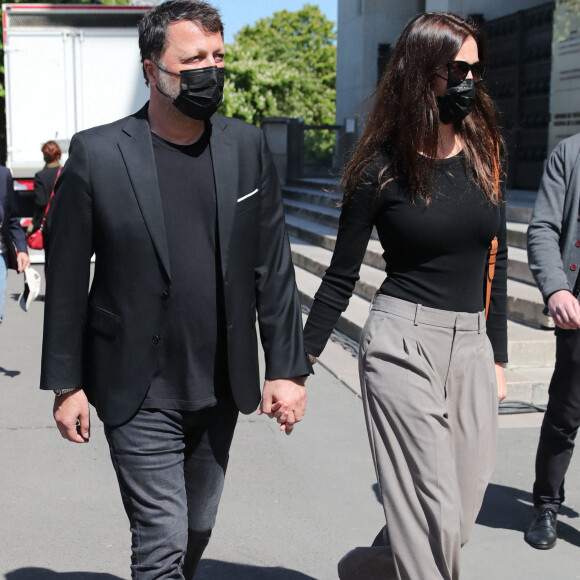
[40,1,311,577]
[526,131,580,550]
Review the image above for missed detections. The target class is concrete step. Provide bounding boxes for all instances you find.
[508,246,534,285]
[503,366,552,406]
[283,198,340,230]
[296,265,371,346]
[286,214,386,269]
[290,239,384,303]
[283,184,342,210]
[284,198,380,241]
[507,279,553,329]
[505,189,536,224]
[287,177,340,190]
[507,221,527,250]
[295,265,554,402]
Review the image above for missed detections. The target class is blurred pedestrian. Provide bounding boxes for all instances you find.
[1,165,31,323]
[303,12,507,580]
[526,131,580,550]
[26,140,62,269]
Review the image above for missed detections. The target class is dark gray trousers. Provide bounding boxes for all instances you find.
[339,295,498,580]
[104,398,238,580]
[533,327,580,511]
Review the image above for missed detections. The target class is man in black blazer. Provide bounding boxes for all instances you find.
[0,165,30,323]
[40,1,311,577]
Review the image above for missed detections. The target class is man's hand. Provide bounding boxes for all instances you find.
[53,389,90,443]
[548,290,580,329]
[495,363,507,402]
[17,252,30,273]
[258,377,307,436]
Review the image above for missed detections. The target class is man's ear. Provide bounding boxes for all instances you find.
[143,59,157,88]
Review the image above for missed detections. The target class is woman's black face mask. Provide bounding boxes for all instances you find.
[436,78,477,125]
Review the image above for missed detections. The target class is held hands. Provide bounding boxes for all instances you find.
[548,290,580,330]
[258,377,307,436]
[53,389,91,443]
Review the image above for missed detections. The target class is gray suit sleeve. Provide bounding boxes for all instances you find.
[527,142,571,302]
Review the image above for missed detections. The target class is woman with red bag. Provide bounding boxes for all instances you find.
[26,140,62,269]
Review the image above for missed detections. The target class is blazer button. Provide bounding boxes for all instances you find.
[576,240,580,248]
[161,290,169,301]
[571,264,578,271]
[152,334,160,345]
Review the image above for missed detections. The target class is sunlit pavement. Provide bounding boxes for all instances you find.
[1,267,579,580]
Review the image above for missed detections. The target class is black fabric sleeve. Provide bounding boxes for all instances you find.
[303,179,379,356]
[486,200,508,363]
[6,170,28,254]
[255,130,313,378]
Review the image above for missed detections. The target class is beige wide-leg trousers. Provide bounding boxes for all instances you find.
[339,295,498,580]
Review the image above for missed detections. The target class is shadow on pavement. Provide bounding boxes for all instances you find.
[0,366,21,378]
[5,570,124,580]
[8,292,44,302]
[477,483,580,547]
[196,560,317,579]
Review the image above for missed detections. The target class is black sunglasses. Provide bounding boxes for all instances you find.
[438,60,486,86]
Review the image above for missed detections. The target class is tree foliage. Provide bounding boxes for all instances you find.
[221,4,336,128]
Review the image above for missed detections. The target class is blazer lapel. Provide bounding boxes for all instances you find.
[209,116,238,277]
[118,110,171,280]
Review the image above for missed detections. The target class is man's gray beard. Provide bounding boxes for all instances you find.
[157,68,180,100]
[156,69,186,120]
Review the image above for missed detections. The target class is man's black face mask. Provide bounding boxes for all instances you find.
[156,63,225,121]
[436,78,477,125]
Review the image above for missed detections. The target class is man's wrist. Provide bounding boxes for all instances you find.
[53,388,80,397]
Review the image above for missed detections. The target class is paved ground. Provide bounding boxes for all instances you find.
[1,267,579,579]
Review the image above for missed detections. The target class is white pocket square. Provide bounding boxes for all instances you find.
[237,189,258,203]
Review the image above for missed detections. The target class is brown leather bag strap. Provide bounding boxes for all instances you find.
[485,236,498,320]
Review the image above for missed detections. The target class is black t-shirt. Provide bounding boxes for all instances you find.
[143,130,229,411]
[303,153,508,362]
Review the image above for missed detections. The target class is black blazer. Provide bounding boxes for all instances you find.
[0,165,28,268]
[40,105,310,426]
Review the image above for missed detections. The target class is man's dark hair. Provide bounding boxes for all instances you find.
[138,0,224,85]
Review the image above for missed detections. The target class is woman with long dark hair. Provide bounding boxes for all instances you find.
[303,13,507,579]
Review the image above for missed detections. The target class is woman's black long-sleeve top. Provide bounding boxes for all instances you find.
[303,153,508,363]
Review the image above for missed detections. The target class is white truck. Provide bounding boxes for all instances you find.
[2,3,151,214]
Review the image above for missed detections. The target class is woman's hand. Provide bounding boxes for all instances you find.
[495,363,507,402]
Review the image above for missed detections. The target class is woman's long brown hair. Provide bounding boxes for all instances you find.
[342,12,504,205]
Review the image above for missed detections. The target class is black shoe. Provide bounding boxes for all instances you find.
[525,508,558,550]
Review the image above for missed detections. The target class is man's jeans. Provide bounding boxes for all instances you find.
[0,253,8,323]
[104,398,238,579]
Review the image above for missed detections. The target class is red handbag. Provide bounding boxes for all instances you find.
[27,228,44,250]
[26,166,62,250]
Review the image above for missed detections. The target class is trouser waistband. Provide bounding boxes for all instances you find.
[371,294,486,332]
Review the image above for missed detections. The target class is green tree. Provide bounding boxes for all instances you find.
[221,4,336,128]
